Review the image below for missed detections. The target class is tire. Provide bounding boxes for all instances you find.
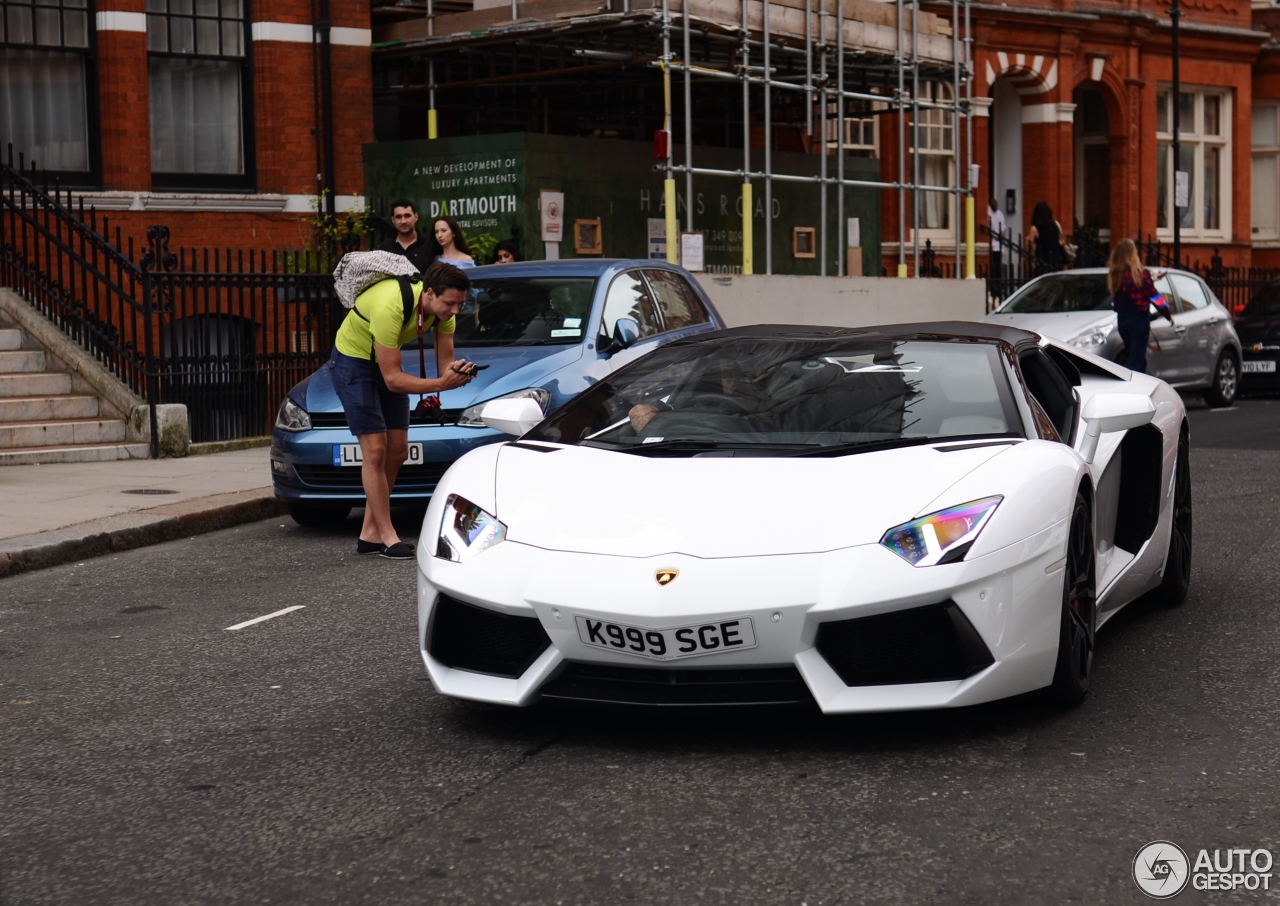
[1203,351,1239,408]
[1047,491,1097,706]
[287,503,352,528]
[1151,427,1192,607]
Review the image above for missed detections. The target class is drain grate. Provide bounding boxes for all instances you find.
[122,489,179,495]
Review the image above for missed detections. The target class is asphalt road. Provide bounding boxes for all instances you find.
[3,397,1279,906]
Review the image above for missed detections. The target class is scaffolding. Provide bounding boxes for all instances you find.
[372,0,976,277]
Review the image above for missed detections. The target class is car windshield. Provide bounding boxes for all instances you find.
[996,274,1112,314]
[450,277,597,347]
[526,338,1024,455]
[1242,282,1280,317]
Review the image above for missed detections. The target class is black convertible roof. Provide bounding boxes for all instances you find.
[677,321,1042,349]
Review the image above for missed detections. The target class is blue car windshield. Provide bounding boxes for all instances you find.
[451,277,597,347]
[527,338,1024,455]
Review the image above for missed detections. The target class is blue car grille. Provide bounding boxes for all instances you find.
[308,409,466,428]
[292,462,451,492]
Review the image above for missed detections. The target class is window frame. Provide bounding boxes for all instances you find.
[1155,86,1232,242]
[908,81,956,241]
[1252,101,1280,243]
[146,0,256,192]
[641,268,711,333]
[0,0,101,186]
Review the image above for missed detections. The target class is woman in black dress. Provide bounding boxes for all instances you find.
[1027,201,1065,274]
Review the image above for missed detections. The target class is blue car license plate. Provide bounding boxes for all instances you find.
[333,443,424,467]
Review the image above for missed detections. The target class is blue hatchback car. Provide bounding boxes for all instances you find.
[270,259,725,525]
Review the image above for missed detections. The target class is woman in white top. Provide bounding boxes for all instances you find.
[429,216,476,269]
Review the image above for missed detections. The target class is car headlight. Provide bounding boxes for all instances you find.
[436,494,507,562]
[1068,326,1111,350]
[457,388,550,427]
[275,397,311,432]
[881,496,1002,567]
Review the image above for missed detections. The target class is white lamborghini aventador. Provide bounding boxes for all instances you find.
[415,323,1191,712]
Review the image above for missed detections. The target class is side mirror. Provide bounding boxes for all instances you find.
[604,317,641,355]
[480,397,544,436]
[1078,393,1156,463]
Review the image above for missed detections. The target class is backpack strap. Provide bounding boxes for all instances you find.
[350,276,419,361]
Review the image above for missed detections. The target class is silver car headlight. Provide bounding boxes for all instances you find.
[457,388,550,427]
[1068,326,1111,350]
[436,494,507,562]
[275,397,311,432]
[881,496,1002,567]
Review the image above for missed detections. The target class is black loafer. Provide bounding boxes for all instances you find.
[356,539,385,555]
[380,541,415,560]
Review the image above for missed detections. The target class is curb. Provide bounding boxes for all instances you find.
[0,488,288,579]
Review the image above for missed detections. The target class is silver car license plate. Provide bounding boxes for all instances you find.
[1242,360,1277,373]
[575,615,757,661]
[333,442,424,467]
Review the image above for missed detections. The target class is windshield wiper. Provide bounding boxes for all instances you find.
[782,436,948,458]
[589,439,816,456]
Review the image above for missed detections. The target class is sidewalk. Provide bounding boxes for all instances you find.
[0,446,286,578]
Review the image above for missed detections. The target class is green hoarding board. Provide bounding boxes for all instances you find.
[364,133,880,275]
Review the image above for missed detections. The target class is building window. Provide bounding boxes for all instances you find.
[147,0,253,190]
[1252,103,1279,242]
[0,0,95,180]
[1156,87,1230,239]
[825,99,880,157]
[910,82,954,233]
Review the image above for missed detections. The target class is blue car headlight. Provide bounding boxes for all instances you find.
[457,388,550,428]
[275,397,311,432]
[436,494,507,562]
[881,496,1002,567]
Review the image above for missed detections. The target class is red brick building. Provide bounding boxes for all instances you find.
[881,0,1278,275]
[0,0,374,252]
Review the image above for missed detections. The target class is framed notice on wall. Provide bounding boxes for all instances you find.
[574,219,602,255]
[793,227,816,258]
[679,232,705,271]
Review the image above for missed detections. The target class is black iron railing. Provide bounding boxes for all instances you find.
[0,152,357,450]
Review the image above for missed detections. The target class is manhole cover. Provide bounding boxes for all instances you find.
[122,489,179,495]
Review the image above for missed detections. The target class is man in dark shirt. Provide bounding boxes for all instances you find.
[380,199,433,274]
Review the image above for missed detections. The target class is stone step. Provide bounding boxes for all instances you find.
[0,395,100,422]
[0,442,150,466]
[0,418,127,448]
[0,372,72,397]
[0,328,20,351]
[0,349,46,373]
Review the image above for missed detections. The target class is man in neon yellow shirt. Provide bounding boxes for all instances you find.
[330,261,476,559]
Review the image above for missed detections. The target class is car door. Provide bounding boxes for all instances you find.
[594,268,667,374]
[1146,273,1184,382]
[1166,273,1222,386]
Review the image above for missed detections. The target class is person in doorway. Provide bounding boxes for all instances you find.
[429,216,476,269]
[1108,237,1173,374]
[492,239,522,264]
[1027,201,1065,274]
[329,262,478,559]
[380,200,434,274]
[987,197,1007,276]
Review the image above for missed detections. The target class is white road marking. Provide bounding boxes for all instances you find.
[225,605,306,631]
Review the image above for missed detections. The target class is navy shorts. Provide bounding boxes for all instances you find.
[329,348,410,435]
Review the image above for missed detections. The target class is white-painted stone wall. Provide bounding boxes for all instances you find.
[695,275,987,329]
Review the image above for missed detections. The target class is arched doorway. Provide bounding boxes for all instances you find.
[1074,86,1110,237]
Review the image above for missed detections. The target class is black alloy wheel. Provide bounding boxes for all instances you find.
[1048,491,1097,705]
[1204,351,1239,408]
[1152,427,1192,606]
[286,503,352,528]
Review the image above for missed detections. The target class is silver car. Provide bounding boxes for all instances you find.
[985,267,1242,407]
